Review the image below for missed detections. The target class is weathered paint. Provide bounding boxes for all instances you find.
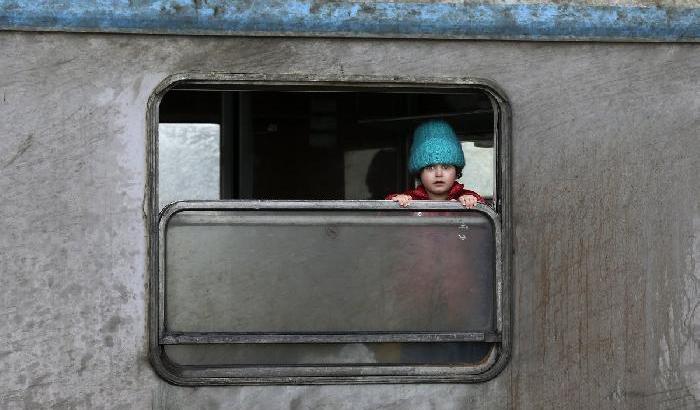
[0,0,698,41]
[0,31,698,408]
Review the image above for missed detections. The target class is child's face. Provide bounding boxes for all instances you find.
[420,164,457,196]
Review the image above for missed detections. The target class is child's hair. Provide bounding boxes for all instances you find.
[408,120,465,176]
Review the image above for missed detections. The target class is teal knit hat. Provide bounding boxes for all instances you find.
[408,120,465,175]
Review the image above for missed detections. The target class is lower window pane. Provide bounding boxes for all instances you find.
[164,209,495,333]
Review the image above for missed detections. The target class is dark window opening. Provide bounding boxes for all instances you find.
[158,88,495,207]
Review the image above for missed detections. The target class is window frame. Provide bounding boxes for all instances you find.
[147,73,512,385]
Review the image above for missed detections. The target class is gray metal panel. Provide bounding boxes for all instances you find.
[0,31,697,408]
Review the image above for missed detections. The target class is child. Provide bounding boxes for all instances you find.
[386,120,484,208]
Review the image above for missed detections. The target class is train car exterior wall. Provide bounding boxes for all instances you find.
[1,1,698,409]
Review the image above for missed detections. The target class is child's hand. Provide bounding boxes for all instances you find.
[391,194,412,207]
[458,194,478,208]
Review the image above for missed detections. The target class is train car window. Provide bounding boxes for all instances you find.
[157,89,496,205]
[149,77,510,384]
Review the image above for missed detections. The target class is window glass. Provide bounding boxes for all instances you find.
[164,209,495,334]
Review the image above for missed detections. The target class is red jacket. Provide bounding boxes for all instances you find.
[385,182,485,203]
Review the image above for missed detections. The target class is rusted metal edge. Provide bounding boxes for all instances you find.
[156,345,501,384]
[161,331,501,344]
[0,1,698,42]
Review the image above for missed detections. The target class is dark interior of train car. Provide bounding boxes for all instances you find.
[158,88,495,208]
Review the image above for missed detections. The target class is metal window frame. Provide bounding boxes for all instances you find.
[158,202,501,343]
[147,73,512,385]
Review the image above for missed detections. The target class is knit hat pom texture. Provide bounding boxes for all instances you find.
[408,120,465,175]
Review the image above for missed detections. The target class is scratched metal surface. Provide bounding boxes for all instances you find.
[0,32,698,408]
[0,0,698,41]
